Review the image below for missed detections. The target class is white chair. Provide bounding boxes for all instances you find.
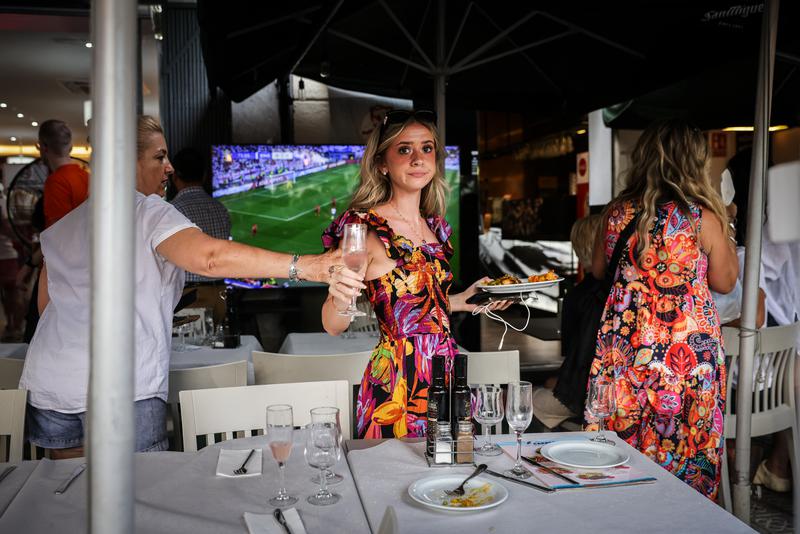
[179,380,350,452]
[465,350,520,385]
[0,389,26,462]
[719,322,800,512]
[0,357,24,390]
[167,360,249,451]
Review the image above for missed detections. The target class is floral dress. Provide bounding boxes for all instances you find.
[586,200,726,499]
[323,209,458,439]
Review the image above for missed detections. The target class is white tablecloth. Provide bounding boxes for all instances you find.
[168,334,262,384]
[345,432,754,534]
[0,343,28,358]
[0,434,370,534]
[279,332,378,355]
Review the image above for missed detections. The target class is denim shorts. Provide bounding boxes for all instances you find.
[26,397,169,452]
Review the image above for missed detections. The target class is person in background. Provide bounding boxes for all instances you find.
[322,109,509,439]
[20,115,340,459]
[0,183,23,342]
[532,214,603,428]
[169,147,231,283]
[588,119,738,499]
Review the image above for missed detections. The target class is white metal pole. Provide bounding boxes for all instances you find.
[434,0,446,143]
[89,0,138,532]
[733,0,778,523]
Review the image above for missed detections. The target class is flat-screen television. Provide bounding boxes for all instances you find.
[211,144,461,281]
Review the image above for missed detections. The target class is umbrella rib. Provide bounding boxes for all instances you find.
[450,10,540,71]
[540,12,645,60]
[444,1,475,68]
[289,0,345,74]
[327,28,432,74]
[379,0,436,70]
[225,6,320,40]
[401,0,434,87]
[450,30,574,76]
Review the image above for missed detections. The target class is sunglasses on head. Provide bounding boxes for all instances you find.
[379,110,437,139]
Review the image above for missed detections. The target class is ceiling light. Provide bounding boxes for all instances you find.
[16,113,23,118]
[9,136,16,142]
[576,129,587,135]
[85,42,93,48]
[0,103,6,108]
[722,125,789,132]
[31,121,38,127]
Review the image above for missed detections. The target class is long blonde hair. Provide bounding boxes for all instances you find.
[348,114,449,217]
[614,119,731,262]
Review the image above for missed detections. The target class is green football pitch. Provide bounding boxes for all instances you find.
[220,163,461,280]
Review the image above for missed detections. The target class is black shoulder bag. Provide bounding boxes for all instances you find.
[552,212,640,415]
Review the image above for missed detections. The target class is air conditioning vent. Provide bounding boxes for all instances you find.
[58,80,91,97]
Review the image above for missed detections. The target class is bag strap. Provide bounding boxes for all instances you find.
[604,211,641,288]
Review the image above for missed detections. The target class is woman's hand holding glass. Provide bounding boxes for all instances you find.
[504,381,533,479]
[334,223,368,317]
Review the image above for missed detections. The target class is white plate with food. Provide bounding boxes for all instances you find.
[477,278,563,294]
[540,441,630,469]
[407,475,508,512]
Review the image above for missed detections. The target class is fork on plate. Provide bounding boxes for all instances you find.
[233,449,256,475]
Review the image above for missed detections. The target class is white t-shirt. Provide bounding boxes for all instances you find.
[20,193,197,413]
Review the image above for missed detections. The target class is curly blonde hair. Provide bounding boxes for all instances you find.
[348,114,449,217]
[613,119,731,262]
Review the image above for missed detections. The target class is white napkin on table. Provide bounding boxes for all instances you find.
[244,508,307,534]
[215,448,262,478]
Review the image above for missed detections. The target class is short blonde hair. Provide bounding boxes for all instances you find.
[136,115,164,158]
[348,113,449,217]
[570,214,602,270]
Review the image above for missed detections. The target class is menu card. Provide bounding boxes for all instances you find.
[495,439,657,490]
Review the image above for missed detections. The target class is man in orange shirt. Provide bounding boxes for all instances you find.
[38,119,89,228]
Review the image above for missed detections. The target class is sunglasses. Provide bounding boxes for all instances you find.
[379,109,437,140]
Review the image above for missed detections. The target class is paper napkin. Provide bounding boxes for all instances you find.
[215,448,262,478]
[244,508,307,534]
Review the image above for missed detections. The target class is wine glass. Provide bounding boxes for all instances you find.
[504,381,533,479]
[588,377,616,445]
[304,423,341,505]
[266,404,298,507]
[338,223,367,317]
[473,385,504,456]
[309,407,344,485]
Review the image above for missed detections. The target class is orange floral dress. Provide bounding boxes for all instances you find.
[586,200,726,499]
[323,209,457,439]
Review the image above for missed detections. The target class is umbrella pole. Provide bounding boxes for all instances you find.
[89,0,138,532]
[733,0,778,523]
[435,0,446,143]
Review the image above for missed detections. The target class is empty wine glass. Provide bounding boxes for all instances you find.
[338,223,367,317]
[588,377,616,445]
[309,407,344,485]
[266,404,298,507]
[504,381,533,479]
[304,423,341,505]
[473,385,504,456]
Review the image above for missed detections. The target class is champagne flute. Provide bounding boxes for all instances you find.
[504,381,533,479]
[588,378,616,445]
[473,385,504,456]
[304,423,341,505]
[338,223,367,317]
[266,404,298,507]
[309,407,344,485]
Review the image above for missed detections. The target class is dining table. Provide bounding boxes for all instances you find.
[278,332,378,355]
[0,431,754,533]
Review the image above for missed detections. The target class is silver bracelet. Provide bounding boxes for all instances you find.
[288,253,300,282]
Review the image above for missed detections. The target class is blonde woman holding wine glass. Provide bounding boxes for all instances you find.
[322,109,510,439]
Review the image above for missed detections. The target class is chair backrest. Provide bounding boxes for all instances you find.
[722,322,799,437]
[0,389,26,462]
[167,360,249,404]
[465,350,520,385]
[252,350,371,387]
[0,358,24,390]
[179,380,350,452]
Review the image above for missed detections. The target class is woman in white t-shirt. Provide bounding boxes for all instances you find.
[19,116,359,459]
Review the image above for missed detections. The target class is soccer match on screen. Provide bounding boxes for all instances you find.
[211,144,461,278]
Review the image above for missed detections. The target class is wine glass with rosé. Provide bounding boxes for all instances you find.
[338,223,367,317]
[266,404,298,507]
